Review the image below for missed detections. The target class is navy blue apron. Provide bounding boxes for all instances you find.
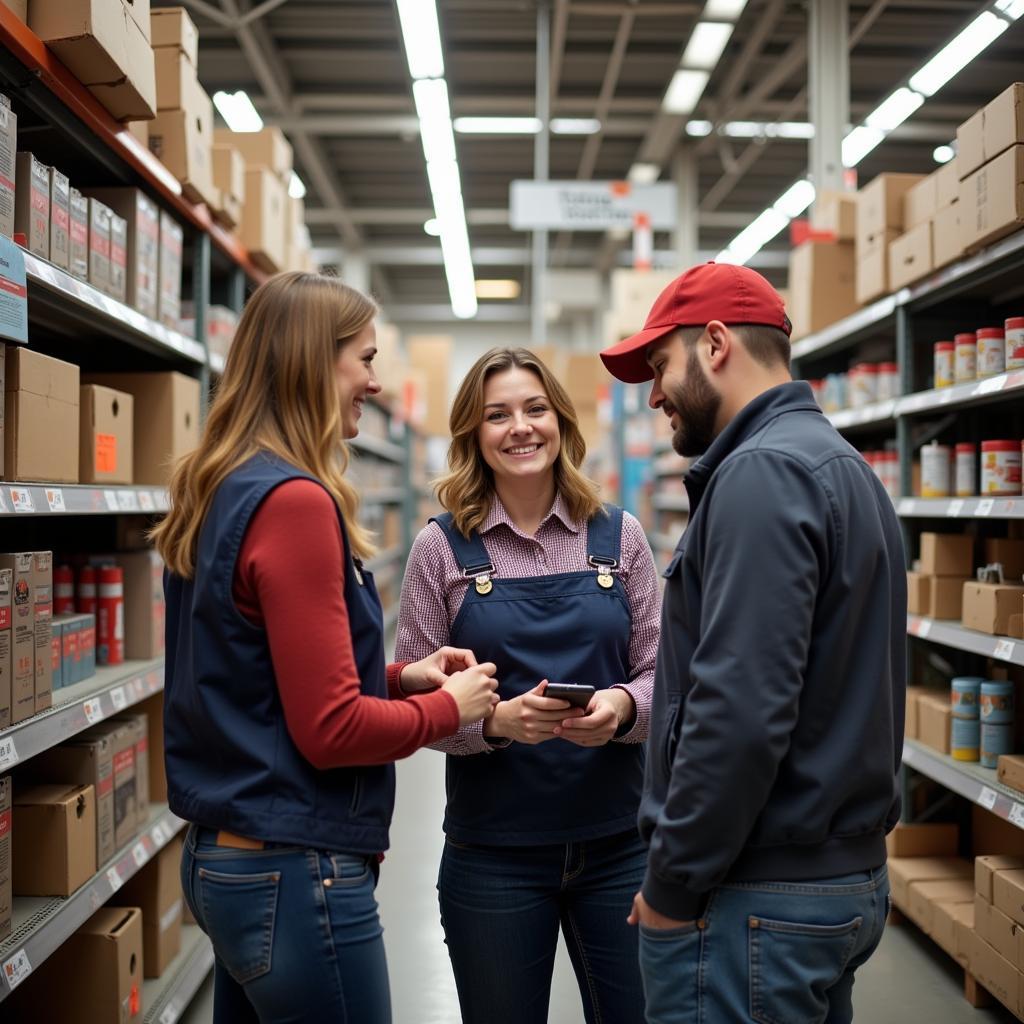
[431,504,644,845]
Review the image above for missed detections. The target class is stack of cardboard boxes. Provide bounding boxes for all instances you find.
[0,551,53,726]
[212,142,246,231]
[855,173,924,305]
[787,205,858,340]
[406,334,453,439]
[907,532,974,624]
[972,853,1024,1017]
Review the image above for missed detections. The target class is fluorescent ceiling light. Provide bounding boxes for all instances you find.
[551,118,602,135]
[773,179,815,219]
[995,0,1024,19]
[663,69,710,115]
[454,117,540,134]
[212,90,263,132]
[424,218,441,236]
[438,220,477,318]
[413,78,456,164]
[703,0,748,19]
[682,22,734,70]
[933,144,955,164]
[628,163,660,184]
[909,11,1008,97]
[842,124,885,167]
[288,172,306,199]
[685,120,814,138]
[770,121,815,139]
[865,87,924,132]
[426,159,463,204]
[475,279,521,299]
[685,120,714,136]
[718,208,788,265]
[396,0,444,79]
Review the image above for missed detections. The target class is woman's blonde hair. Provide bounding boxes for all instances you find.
[436,347,604,536]
[152,271,376,578]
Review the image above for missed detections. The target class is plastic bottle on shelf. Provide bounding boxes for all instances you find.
[980,680,1014,769]
[1006,317,1024,371]
[934,342,954,388]
[876,363,900,400]
[921,442,952,498]
[77,565,97,615]
[880,451,900,498]
[849,363,878,408]
[54,565,75,614]
[977,327,1006,378]
[954,333,977,383]
[981,440,1023,496]
[97,565,124,666]
[955,443,976,497]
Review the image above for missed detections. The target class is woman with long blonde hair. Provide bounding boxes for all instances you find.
[153,272,497,1024]
[396,347,660,1023]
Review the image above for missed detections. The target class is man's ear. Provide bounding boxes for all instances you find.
[705,320,730,368]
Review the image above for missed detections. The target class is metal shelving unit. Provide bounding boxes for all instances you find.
[907,615,1023,666]
[0,483,169,517]
[351,433,405,463]
[897,497,1024,520]
[827,399,897,432]
[651,493,690,513]
[142,925,215,1024]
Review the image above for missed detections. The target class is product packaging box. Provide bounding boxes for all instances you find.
[32,732,116,865]
[973,804,1024,857]
[936,159,960,208]
[12,783,96,896]
[787,240,857,340]
[3,346,80,483]
[908,877,974,935]
[904,174,938,229]
[80,384,134,485]
[999,756,1024,794]
[984,82,1024,164]
[31,551,52,714]
[148,77,216,206]
[960,145,1024,253]
[962,582,1024,636]
[407,335,453,438]
[215,125,292,184]
[969,931,1022,1017]
[158,211,182,329]
[977,854,1024,902]
[958,109,986,179]
[29,0,130,92]
[85,12,157,123]
[107,211,128,303]
[69,187,89,281]
[0,568,11,728]
[932,898,973,965]
[211,145,245,229]
[118,550,164,659]
[113,711,149,822]
[88,197,112,295]
[53,612,80,687]
[79,611,96,680]
[928,574,964,620]
[974,895,1023,970]
[920,532,974,577]
[888,222,933,291]
[83,371,199,485]
[810,190,857,240]
[907,571,930,615]
[0,554,32,723]
[856,173,925,254]
[917,693,952,754]
[855,234,898,306]
[110,838,182,977]
[151,5,199,67]
[124,0,151,39]
[986,538,1024,583]
[86,188,160,320]
[0,776,10,942]
[886,822,958,859]
[153,44,195,111]
[0,95,17,239]
[240,167,286,273]
[140,691,166,802]
[889,856,972,908]
[993,867,1024,927]
[13,151,49,258]
[932,201,963,269]
[905,685,928,740]
[86,719,137,848]
[48,166,70,271]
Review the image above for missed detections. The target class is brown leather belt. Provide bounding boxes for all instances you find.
[215,830,265,850]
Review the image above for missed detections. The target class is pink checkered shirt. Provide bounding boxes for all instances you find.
[395,493,661,755]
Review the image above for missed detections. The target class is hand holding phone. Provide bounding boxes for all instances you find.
[543,683,596,710]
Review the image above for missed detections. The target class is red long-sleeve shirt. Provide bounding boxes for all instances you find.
[232,478,458,769]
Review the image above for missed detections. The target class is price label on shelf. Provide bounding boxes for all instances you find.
[132,842,148,868]
[3,949,32,991]
[976,499,995,517]
[1010,803,1024,829]
[946,500,965,518]
[104,490,119,511]
[107,866,123,891]
[160,1005,180,1024]
[152,822,168,845]
[0,737,18,771]
[110,686,128,711]
[45,488,66,512]
[138,490,154,511]
[117,490,140,512]
[9,487,34,513]
[978,786,998,810]
[897,499,915,516]
[994,639,1016,662]
[83,698,104,724]
[131,678,145,700]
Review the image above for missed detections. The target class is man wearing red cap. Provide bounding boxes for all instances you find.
[603,263,905,1023]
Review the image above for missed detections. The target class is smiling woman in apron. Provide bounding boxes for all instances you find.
[396,347,661,1024]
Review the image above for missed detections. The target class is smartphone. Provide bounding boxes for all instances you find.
[544,683,596,710]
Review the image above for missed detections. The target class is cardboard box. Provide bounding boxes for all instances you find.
[79,384,134,484]
[1012,612,1024,641]
[48,167,70,271]
[151,5,199,67]
[158,211,182,329]
[907,571,929,615]
[984,83,1024,164]
[140,691,166,802]
[810,190,857,240]
[0,554,32,724]
[787,240,858,340]
[154,45,195,112]
[855,241,896,306]
[79,611,96,680]
[216,126,292,183]
[888,856,972,907]
[69,187,89,281]
[0,776,9,941]
[118,550,164,659]
[85,188,160,319]
[149,92,216,207]
[113,711,149,822]
[12,783,96,896]
[918,693,951,754]
[85,720,136,848]
[107,211,127,302]
[0,568,11,728]
[407,335,453,437]
[886,822,958,859]
[975,895,1024,971]
[933,899,973,965]
[110,838,182,977]
[29,0,129,93]
[973,804,1024,857]
[905,685,928,740]
[1001,756,1024,795]
[936,160,960,208]
[87,11,157,122]
[978,855,1024,902]
[932,201,963,269]
[50,617,63,690]
[14,152,49,259]
[88,197,112,295]
[960,145,1024,253]
[123,0,151,40]
[211,145,245,229]
[856,173,925,254]
[969,930,1021,1015]
[958,109,986,179]
[995,868,1024,929]
[31,551,52,715]
[83,371,199,485]
[908,877,974,934]
[3,346,79,483]
[986,539,1024,583]
[240,167,286,273]
[904,174,938,230]
[0,97,16,239]
[962,581,1024,636]
[929,574,965,620]
[31,732,115,866]
[920,532,974,577]
[888,222,933,291]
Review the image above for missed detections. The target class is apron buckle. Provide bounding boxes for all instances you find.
[474,573,493,595]
[588,555,617,589]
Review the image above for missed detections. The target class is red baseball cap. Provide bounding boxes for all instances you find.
[600,262,791,383]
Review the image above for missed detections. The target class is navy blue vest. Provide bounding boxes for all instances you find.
[164,453,394,853]
[432,505,644,845]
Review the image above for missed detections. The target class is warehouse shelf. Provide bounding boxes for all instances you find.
[351,434,405,463]
[651,493,690,513]
[23,253,206,364]
[0,659,164,774]
[827,399,897,432]
[363,488,406,506]
[0,804,186,1001]
[0,483,169,517]
[208,352,226,375]
[897,497,1024,520]
[903,739,1024,832]
[142,925,214,1024]
[907,615,1024,666]
[791,294,898,363]
[895,370,1024,417]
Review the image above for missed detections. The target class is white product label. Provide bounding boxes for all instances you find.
[946,499,964,517]
[9,488,34,513]
[2,949,32,991]
[976,498,995,516]
[1009,803,1024,829]
[117,490,140,512]
[160,1006,179,1024]
[917,619,932,639]
[106,866,123,891]
[83,698,103,724]
[152,822,167,845]
[994,639,1016,661]
[132,842,148,868]
[978,786,998,810]
[897,499,915,515]
[45,488,65,512]
[110,686,127,710]
[0,736,18,771]
[104,490,119,511]
[138,490,154,511]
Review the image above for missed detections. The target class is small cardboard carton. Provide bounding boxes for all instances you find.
[993,867,1024,927]
[13,151,49,258]
[928,574,965,621]
[0,567,10,728]
[787,240,857,340]
[932,201,963,270]
[215,125,292,183]
[957,108,986,179]
[962,581,1024,636]
[0,95,17,239]
[151,5,199,67]
[107,210,128,302]
[905,685,929,740]
[903,173,938,229]
[983,83,1024,164]
[856,173,925,254]
[79,384,134,485]
[977,854,1024,902]
[907,571,929,615]
[0,776,10,941]
[240,167,287,273]
[886,822,958,859]
[907,877,973,934]
[13,783,96,896]
[888,855,972,908]
[31,551,52,714]
[84,719,137,849]
[69,187,89,281]
[88,197,112,295]
[118,550,164,659]
[158,211,182,329]
[959,145,1024,253]
[888,222,933,291]
[810,190,857,240]
[917,693,952,755]
[1000,756,1024,795]
[919,532,974,578]
[0,552,34,724]
[48,166,70,271]
[112,711,149,822]
[968,930,1021,1016]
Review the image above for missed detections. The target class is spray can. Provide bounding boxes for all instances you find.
[77,565,96,615]
[97,566,124,666]
[54,565,75,614]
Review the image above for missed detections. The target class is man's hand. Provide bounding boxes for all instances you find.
[627,891,694,930]
[555,687,635,747]
[401,646,479,694]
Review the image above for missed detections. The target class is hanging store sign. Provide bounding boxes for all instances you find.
[509,180,676,230]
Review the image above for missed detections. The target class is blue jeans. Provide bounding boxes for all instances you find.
[438,829,647,1024]
[181,824,391,1023]
[639,867,890,1024]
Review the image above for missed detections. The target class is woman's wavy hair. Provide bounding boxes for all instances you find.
[152,271,377,578]
[436,347,604,536]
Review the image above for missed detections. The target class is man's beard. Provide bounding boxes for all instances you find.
[667,347,722,458]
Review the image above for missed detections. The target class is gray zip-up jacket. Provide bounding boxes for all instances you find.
[640,381,906,919]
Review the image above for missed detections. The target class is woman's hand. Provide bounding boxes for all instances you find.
[442,663,500,725]
[401,646,480,694]
[483,681,585,745]
[554,687,635,747]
